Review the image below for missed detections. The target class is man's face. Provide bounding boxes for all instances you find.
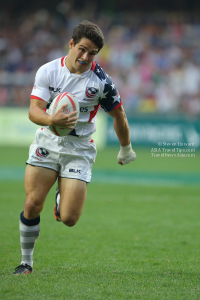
[67,37,99,74]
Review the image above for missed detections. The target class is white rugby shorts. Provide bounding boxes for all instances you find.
[27,128,97,183]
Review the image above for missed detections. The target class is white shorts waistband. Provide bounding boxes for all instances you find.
[43,127,92,142]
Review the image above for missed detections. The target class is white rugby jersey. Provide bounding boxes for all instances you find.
[31,56,122,137]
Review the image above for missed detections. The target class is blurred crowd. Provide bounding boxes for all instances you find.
[0,3,200,117]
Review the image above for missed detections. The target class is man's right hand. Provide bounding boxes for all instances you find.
[50,104,79,129]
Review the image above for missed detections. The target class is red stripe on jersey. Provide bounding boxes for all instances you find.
[61,56,66,67]
[91,61,96,71]
[67,94,76,111]
[30,96,45,101]
[112,101,122,110]
[88,104,100,122]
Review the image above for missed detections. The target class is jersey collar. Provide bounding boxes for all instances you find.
[64,56,92,77]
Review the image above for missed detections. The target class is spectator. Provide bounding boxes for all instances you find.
[0,7,200,116]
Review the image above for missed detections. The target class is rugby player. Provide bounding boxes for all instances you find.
[13,20,136,274]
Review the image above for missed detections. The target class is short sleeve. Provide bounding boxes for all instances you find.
[99,75,122,112]
[93,63,122,112]
[30,65,51,102]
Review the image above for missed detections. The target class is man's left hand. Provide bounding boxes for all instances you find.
[117,144,136,165]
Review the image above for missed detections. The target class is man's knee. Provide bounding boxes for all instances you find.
[24,198,43,219]
[61,215,79,227]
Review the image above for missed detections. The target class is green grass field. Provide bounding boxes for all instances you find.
[0,145,200,299]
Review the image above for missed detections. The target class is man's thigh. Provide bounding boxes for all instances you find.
[25,164,58,205]
[58,177,87,224]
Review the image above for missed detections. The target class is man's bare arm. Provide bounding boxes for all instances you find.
[29,98,78,129]
[108,105,136,165]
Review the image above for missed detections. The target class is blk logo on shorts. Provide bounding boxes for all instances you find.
[36,147,49,157]
[69,168,81,174]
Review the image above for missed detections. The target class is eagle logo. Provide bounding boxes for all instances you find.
[36,147,49,157]
[85,87,99,99]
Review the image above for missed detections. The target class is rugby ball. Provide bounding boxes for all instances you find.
[48,92,79,136]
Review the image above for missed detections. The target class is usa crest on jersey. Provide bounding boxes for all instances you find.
[85,87,99,99]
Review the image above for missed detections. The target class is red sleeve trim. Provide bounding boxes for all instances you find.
[30,96,46,101]
[61,56,66,67]
[91,61,96,71]
[112,101,122,110]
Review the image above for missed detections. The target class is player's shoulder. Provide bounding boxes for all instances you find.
[37,57,66,74]
[92,62,114,86]
[92,62,108,80]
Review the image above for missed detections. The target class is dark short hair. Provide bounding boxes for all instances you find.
[72,20,104,52]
